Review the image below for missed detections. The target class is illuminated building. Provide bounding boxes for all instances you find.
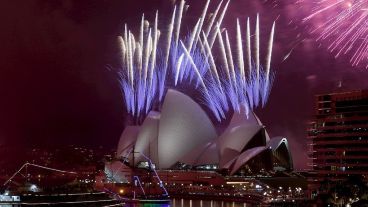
[307,90,368,189]
[106,89,293,184]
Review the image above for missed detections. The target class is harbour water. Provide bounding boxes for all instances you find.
[124,199,250,207]
[0,199,251,207]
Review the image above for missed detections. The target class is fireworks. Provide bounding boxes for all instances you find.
[117,0,276,123]
[302,0,368,68]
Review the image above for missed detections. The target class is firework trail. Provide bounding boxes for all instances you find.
[117,0,276,123]
[301,0,368,68]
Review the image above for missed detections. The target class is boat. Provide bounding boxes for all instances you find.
[1,162,124,206]
[0,191,123,206]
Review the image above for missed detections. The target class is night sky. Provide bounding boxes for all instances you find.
[1,0,368,170]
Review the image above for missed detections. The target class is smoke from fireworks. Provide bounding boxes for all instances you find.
[117,0,276,123]
[301,0,368,68]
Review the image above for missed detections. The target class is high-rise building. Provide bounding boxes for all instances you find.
[307,90,368,190]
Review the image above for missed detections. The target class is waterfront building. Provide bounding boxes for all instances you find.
[307,90,368,191]
[94,89,307,203]
[105,89,293,184]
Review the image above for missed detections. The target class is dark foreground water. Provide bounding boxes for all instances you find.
[124,199,250,207]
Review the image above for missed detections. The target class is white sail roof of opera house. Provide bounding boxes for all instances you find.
[134,111,160,165]
[158,89,217,169]
[115,89,293,174]
[117,126,140,158]
[227,107,262,128]
[267,136,289,150]
[218,124,263,167]
[230,146,268,175]
[217,109,268,168]
[178,108,272,169]
[179,140,219,166]
[267,136,293,169]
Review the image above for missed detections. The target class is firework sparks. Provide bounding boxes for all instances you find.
[301,0,368,68]
[117,0,276,123]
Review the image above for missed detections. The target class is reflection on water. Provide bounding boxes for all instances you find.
[124,199,249,207]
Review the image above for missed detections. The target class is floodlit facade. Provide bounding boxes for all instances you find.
[307,90,368,190]
[158,89,218,169]
[115,89,293,177]
[134,111,160,165]
[116,126,140,159]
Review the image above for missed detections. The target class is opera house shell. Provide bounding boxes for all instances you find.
[113,89,293,176]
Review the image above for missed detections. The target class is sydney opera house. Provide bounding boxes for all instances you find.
[105,89,293,184]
